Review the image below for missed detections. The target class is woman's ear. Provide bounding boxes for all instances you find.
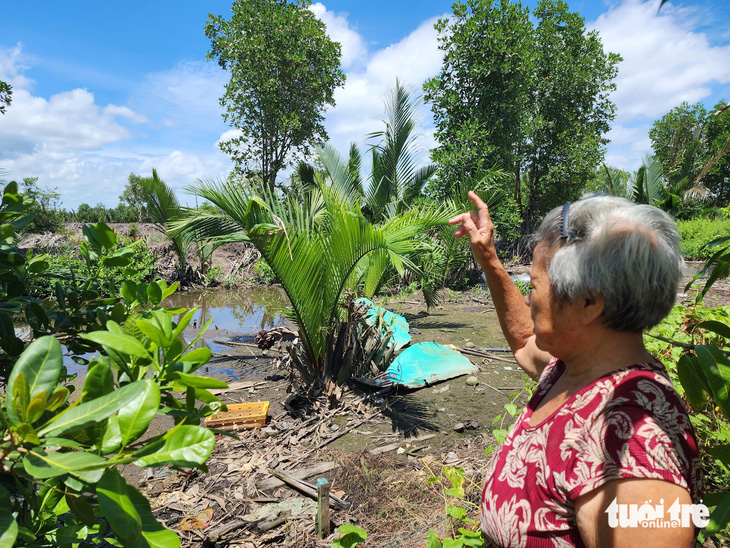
[582,294,605,325]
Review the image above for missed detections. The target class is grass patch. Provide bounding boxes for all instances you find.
[677,217,730,260]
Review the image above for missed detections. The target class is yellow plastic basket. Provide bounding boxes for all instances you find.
[204,401,270,431]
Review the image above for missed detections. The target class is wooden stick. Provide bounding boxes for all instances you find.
[317,478,330,538]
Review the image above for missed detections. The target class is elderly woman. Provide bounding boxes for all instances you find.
[450,193,702,547]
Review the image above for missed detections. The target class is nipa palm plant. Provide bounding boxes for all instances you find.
[171,177,451,393]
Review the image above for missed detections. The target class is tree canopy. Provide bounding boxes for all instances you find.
[424,0,620,227]
[0,79,11,115]
[650,99,730,206]
[206,0,346,193]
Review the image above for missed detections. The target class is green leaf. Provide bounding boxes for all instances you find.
[704,491,730,507]
[46,386,69,411]
[133,425,215,467]
[136,283,149,307]
[147,282,162,305]
[171,308,196,339]
[81,331,149,359]
[127,486,181,548]
[168,372,227,389]
[67,495,97,527]
[103,255,132,267]
[136,319,167,348]
[709,444,730,466]
[121,280,137,305]
[97,469,143,543]
[697,320,730,340]
[0,485,18,548]
[332,524,368,548]
[14,422,40,444]
[101,415,123,454]
[694,345,730,418]
[179,347,212,366]
[94,222,117,250]
[98,469,180,548]
[83,361,114,401]
[117,380,160,447]
[426,530,443,548]
[446,505,467,520]
[24,449,109,479]
[26,390,49,423]
[38,381,147,437]
[676,354,709,411]
[706,492,730,536]
[10,372,29,425]
[6,336,62,425]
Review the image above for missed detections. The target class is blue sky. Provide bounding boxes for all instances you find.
[1,0,729,209]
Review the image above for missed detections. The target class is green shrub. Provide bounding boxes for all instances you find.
[253,257,277,284]
[32,235,156,298]
[676,218,730,259]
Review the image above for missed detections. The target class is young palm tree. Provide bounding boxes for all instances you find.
[136,169,187,268]
[171,177,450,390]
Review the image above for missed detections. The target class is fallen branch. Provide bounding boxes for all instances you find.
[459,347,517,364]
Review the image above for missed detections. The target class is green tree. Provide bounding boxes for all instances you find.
[119,173,149,222]
[0,79,11,114]
[206,0,346,193]
[424,0,620,227]
[20,177,63,233]
[693,99,730,206]
[649,101,708,186]
[172,180,450,392]
[648,99,730,208]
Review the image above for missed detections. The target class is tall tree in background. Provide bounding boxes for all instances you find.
[206,0,345,193]
[424,0,533,211]
[650,99,730,206]
[649,101,708,188]
[424,0,620,227]
[0,80,11,115]
[119,173,148,222]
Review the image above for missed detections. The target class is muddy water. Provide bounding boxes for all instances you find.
[164,285,293,353]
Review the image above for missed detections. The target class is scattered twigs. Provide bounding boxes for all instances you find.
[459,347,518,364]
[270,470,350,510]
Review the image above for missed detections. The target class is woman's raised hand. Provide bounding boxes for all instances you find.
[448,191,497,255]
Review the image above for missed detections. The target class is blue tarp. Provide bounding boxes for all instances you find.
[356,297,411,351]
[384,342,478,388]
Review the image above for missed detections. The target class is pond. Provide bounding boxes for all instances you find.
[164,285,292,353]
[59,286,293,378]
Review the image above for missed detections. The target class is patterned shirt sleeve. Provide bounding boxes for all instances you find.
[566,376,698,502]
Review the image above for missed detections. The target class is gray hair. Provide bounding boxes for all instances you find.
[535,195,683,333]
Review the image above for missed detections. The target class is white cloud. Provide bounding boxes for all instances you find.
[323,14,444,157]
[309,3,368,70]
[130,60,228,131]
[591,0,730,124]
[0,43,35,91]
[0,47,232,208]
[0,88,134,155]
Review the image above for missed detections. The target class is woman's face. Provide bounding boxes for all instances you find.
[527,243,585,358]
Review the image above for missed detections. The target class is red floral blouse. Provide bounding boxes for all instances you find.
[480,358,702,547]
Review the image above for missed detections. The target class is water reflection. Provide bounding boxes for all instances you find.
[164,286,292,353]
